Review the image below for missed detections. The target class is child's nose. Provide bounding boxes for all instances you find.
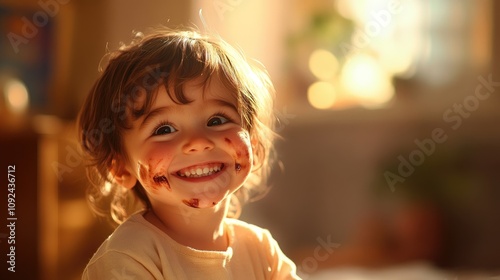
[182,133,215,154]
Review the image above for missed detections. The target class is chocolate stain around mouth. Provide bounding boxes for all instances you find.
[183,198,200,208]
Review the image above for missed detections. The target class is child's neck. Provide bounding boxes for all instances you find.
[145,199,230,251]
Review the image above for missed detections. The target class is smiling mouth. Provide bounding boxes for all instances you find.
[176,163,225,178]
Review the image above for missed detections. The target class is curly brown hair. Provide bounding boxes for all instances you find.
[77,28,277,225]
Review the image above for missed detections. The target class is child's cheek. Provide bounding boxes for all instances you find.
[224,130,253,172]
[137,158,172,192]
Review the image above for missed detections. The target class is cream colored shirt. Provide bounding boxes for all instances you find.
[82,212,300,279]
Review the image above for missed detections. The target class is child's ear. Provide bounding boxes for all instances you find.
[109,159,137,190]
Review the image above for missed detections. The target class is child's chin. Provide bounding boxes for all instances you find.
[181,197,223,209]
[181,188,238,209]
[200,197,227,208]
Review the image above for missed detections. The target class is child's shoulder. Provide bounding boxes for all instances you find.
[93,211,161,256]
[83,211,169,279]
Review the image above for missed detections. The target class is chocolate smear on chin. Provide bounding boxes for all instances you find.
[183,198,200,208]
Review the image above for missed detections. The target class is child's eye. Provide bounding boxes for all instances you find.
[153,123,177,136]
[207,115,229,126]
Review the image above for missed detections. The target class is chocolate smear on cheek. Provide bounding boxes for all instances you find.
[138,162,171,191]
[224,137,250,172]
[234,143,251,172]
[182,198,200,208]
[153,175,171,191]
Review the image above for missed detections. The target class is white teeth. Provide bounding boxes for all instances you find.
[178,164,223,178]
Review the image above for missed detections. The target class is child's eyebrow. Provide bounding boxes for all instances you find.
[210,99,239,114]
[140,106,170,129]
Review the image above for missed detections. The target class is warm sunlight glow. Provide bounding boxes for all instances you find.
[4,79,29,113]
[307,81,336,109]
[334,0,363,22]
[334,0,423,81]
[339,53,394,108]
[334,0,353,19]
[60,200,93,229]
[309,49,339,80]
[102,181,113,195]
[379,41,416,76]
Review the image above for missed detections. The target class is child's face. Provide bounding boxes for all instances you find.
[121,77,253,210]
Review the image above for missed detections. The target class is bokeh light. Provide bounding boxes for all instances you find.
[307,81,336,109]
[4,78,29,113]
[339,53,394,108]
[308,49,339,80]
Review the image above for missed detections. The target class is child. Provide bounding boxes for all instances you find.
[78,28,300,279]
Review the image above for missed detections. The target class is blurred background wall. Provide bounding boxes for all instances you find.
[0,0,499,279]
